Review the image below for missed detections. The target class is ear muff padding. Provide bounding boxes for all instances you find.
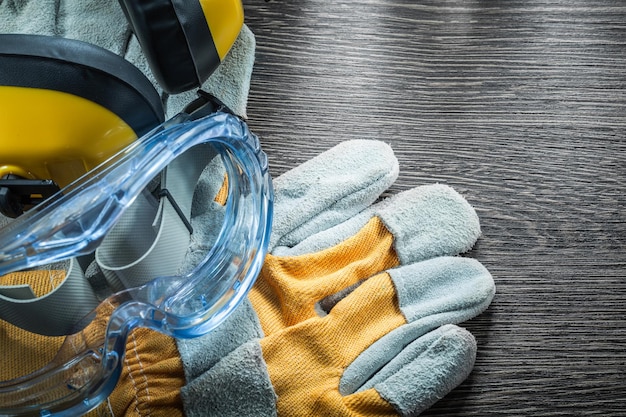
[0,34,165,136]
[118,0,221,95]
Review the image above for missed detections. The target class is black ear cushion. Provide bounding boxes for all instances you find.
[0,34,165,136]
[118,0,220,94]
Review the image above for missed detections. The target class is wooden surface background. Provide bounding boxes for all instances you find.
[241,0,626,415]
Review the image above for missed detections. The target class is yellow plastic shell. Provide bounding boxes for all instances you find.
[200,0,244,60]
[0,86,137,188]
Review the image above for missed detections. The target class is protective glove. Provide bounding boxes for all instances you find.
[87,139,494,417]
[177,139,496,417]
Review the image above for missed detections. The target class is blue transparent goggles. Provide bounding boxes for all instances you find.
[0,110,273,416]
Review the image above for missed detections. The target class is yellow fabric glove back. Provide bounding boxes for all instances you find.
[252,216,400,335]
[253,217,402,415]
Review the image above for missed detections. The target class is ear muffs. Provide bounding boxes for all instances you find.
[0,34,165,217]
[118,0,244,94]
[0,1,243,217]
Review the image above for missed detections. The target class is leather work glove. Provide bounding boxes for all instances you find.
[15,138,492,417]
[176,139,496,417]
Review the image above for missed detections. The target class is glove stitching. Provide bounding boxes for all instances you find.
[126,331,153,416]
[104,397,115,417]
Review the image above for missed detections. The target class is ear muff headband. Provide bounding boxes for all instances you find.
[118,0,244,94]
[0,34,164,136]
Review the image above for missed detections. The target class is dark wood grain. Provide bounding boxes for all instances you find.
[242,0,626,415]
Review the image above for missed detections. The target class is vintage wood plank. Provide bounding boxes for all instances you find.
[243,0,626,415]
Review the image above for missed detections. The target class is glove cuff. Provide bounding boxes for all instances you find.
[177,299,264,380]
[180,340,277,417]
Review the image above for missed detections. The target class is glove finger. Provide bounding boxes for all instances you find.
[254,257,491,416]
[333,257,493,396]
[342,324,476,416]
[391,256,495,327]
[254,184,482,333]
[270,140,399,252]
[276,182,480,262]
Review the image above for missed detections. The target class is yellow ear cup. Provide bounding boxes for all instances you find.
[199,0,244,60]
[0,34,165,217]
[0,86,137,187]
[118,0,244,94]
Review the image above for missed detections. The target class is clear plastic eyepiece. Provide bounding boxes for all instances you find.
[0,111,273,416]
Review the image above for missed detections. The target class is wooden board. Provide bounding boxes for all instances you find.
[243,0,626,415]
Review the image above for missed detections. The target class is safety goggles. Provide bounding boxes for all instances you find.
[0,109,273,416]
